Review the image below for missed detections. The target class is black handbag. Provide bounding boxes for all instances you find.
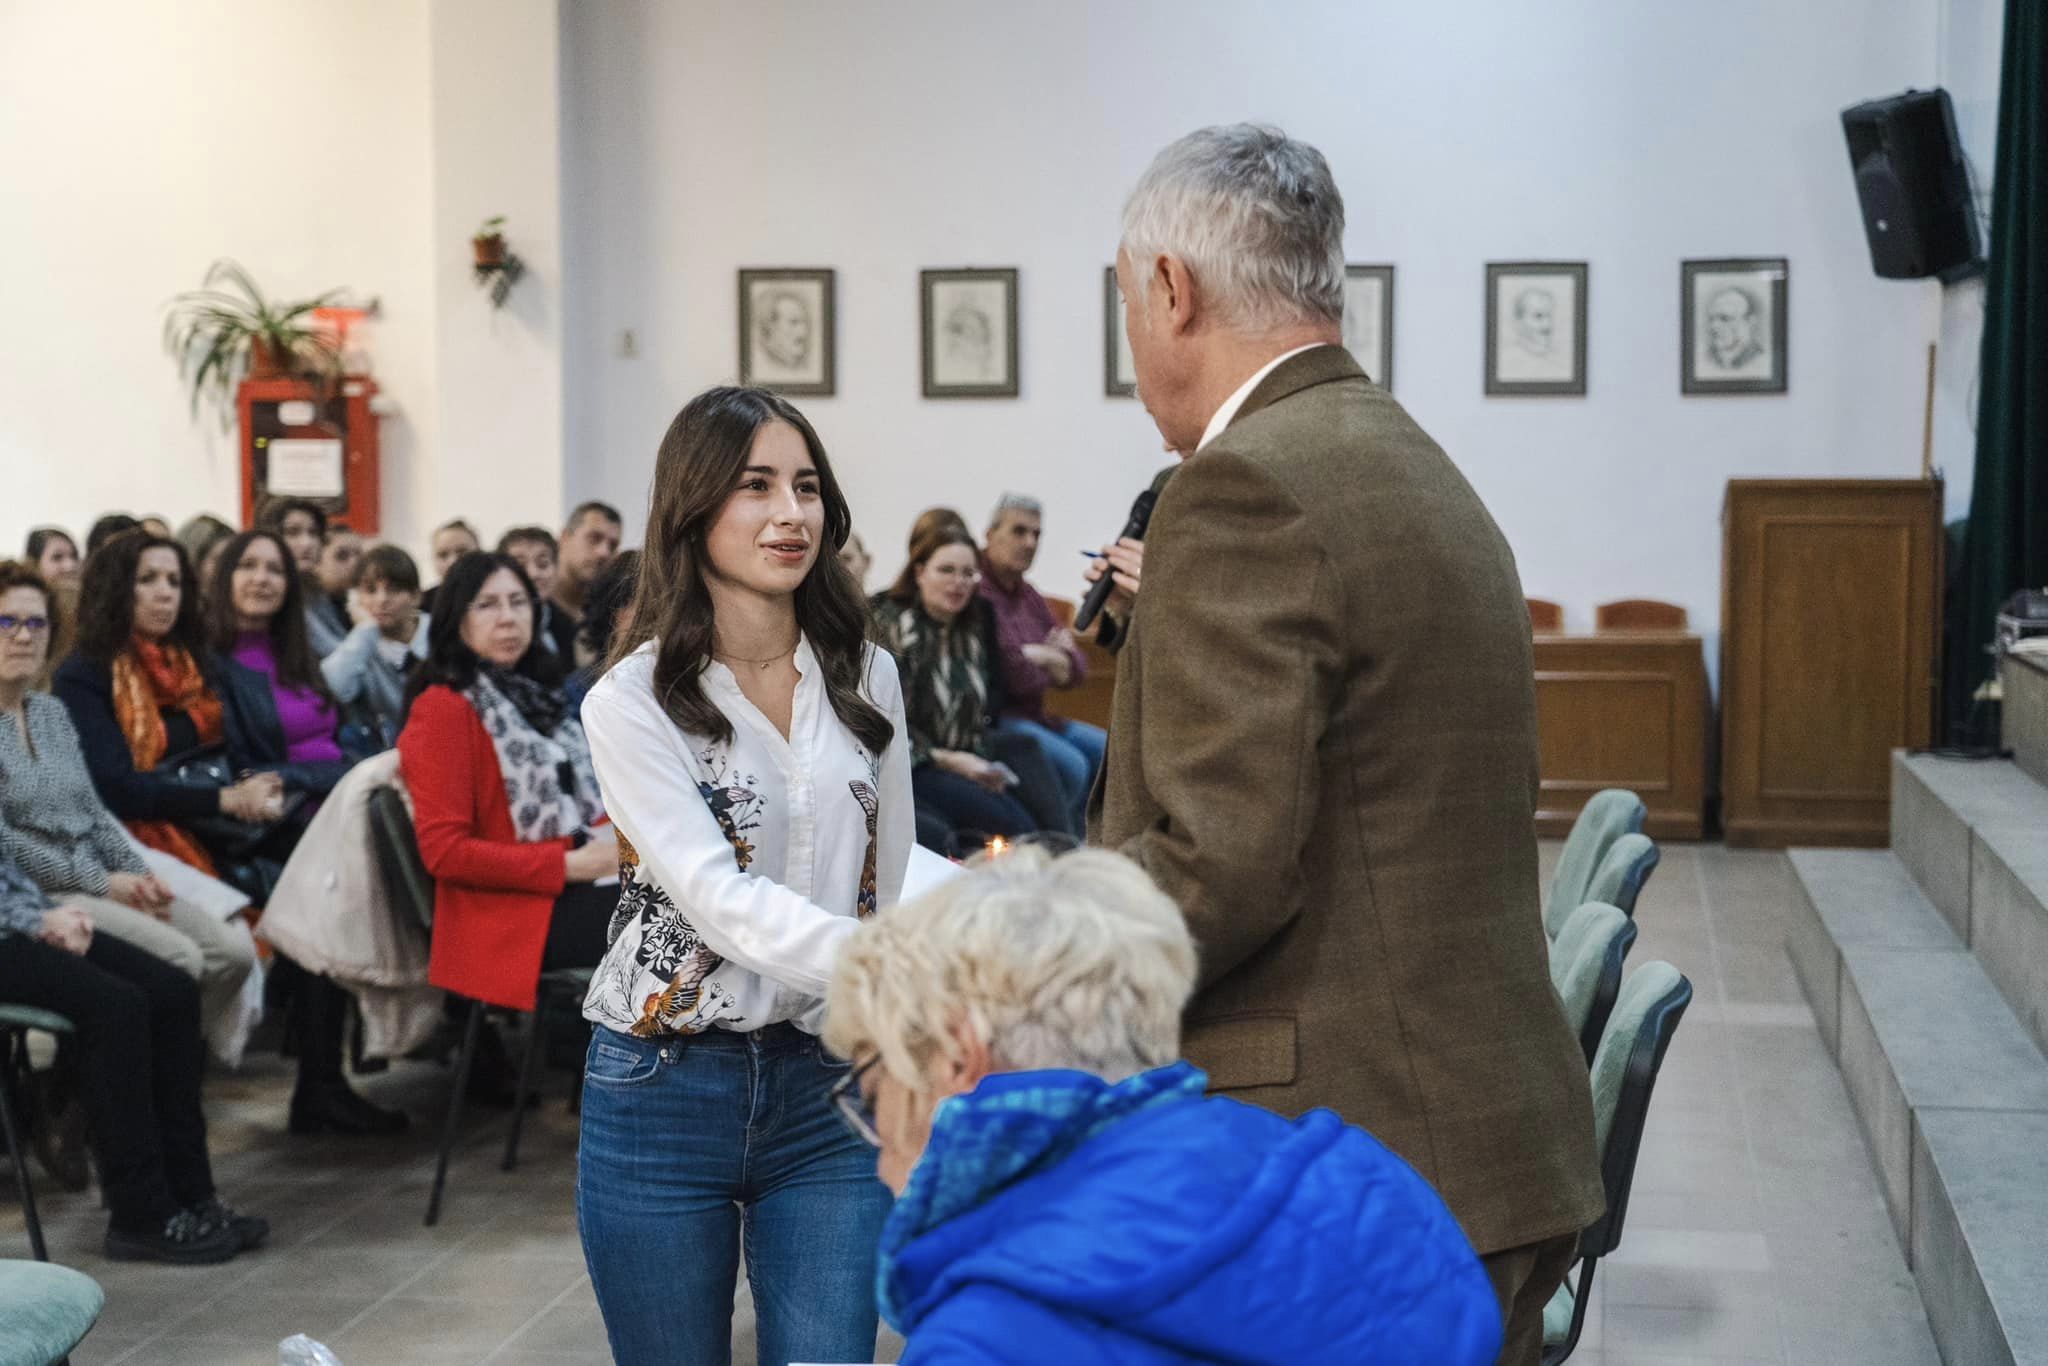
[153,745,304,857]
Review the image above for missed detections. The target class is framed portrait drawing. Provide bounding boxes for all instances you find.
[922,268,1018,398]
[738,268,834,396]
[1486,262,1587,396]
[1104,266,1136,397]
[1342,264,1395,391]
[1681,258,1787,395]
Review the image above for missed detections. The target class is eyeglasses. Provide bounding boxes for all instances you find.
[0,616,51,638]
[925,566,980,583]
[827,1053,882,1148]
[468,594,532,618]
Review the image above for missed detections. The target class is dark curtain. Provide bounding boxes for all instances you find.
[1948,0,2048,742]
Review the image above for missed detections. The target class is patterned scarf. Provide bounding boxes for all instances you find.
[110,637,224,874]
[464,668,602,842]
[871,600,993,760]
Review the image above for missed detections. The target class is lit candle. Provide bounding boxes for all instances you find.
[986,836,1010,858]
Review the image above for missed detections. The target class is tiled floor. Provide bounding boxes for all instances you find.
[3,843,1939,1365]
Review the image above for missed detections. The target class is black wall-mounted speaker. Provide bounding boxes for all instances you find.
[1841,87,1984,283]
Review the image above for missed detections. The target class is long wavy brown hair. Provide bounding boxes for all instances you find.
[611,386,891,755]
[205,529,332,702]
[72,531,209,664]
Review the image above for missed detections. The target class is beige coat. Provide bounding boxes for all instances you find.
[1090,345,1603,1256]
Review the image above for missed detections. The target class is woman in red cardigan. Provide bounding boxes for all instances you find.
[396,553,617,1016]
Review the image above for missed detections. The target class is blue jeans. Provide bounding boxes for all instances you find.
[996,716,1106,829]
[577,1024,891,1366]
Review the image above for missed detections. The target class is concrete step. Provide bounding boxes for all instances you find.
[2007,653,2048,790]
[1789,848,2048,1366]
[1890,752,2048,1059]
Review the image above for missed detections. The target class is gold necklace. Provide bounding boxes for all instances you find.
[714,640,799,671]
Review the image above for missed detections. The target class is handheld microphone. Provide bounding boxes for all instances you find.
[1074,489,1158,633]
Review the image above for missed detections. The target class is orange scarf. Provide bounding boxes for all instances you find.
[110,637,225,874]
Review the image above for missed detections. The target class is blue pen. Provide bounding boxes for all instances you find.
[1080,550,1105,559]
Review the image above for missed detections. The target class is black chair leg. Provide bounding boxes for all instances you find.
[1,1031,49,1262]
[425,1000,483,1227]
[500,999,549,1173]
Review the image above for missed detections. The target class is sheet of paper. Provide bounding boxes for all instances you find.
[266,437,345,498]
[903,843,966,899]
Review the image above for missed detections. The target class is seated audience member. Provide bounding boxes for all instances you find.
[321,544,429,751]
[259,499,345,656]
[51,531,283,886]
[25,528,81,684]
[498,526,579,658]
[0,855,267,1264]
[314,525,364,617]
[0,561,256,1059]
[396,552,617,1026]
[825,846,1502,1364]
[871,526,1037,853]
[204,529,404,1134]
[979,494,1104,832]
[86,513,141,557]
[421,517,481,615]
[566,548,639,718]
[839,530,873,591]
[910,505,972,546]
[553,500,624,624]
[25,527,80,588]
[175,514,237,599]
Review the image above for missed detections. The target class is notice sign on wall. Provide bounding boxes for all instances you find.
[265,438,345,498]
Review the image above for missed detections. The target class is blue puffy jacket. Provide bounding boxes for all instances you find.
[881,1063,1503,1364]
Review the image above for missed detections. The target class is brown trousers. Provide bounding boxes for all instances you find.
[1482,1230,1580,1364]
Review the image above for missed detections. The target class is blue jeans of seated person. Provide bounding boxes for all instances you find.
[577,1024,891,1366]
[995,716,1106,831]
[911,764,1036,858]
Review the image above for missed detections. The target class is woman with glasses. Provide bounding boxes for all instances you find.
[823,845,1503,1364]
[870,524,1037,854]
[575,387,912,1366]
[395,552,618,1075]
[0,559,259,1063]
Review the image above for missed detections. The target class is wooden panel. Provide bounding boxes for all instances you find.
[1720,480,1941,848]
[1533,633,1709,840]
[1527,598,1565,632]
[1596,599,1688,630]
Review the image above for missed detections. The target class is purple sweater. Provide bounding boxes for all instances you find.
[232,633,344,766]
[977,558,1087,727]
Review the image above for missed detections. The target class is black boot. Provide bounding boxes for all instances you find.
[287,973,409,1136]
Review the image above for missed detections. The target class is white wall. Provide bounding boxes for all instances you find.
[0,0,437,559]
[562,0,1944,638]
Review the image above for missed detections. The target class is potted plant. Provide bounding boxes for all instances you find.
[162,259,346,422]
[473,216,507,268]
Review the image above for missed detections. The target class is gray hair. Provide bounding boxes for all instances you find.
[1120,123,1346,332]
[989,493,1042,529]
[825,846,1198,1086]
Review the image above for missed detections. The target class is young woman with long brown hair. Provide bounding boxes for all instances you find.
[575,387,911,1366]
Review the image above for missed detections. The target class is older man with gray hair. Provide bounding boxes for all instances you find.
[1090,123,1602,1359]
[979,492,1102,832]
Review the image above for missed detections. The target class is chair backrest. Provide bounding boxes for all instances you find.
[1545,790,1646,936]
[1584,832,1660,918]
[1580,960,1692,1258]
[1526,597,1565,633]
[1547,902,1638,1064]
[1594,599,1688,631]
[367,786,435,933]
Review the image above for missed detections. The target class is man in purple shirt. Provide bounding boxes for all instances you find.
[979,494,1106,832]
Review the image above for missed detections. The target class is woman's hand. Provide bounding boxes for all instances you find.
[219,773,285,824]
[106,871,175,920]
[565,830,619,884]
[38,904,93,956]
[936,749,1010,794]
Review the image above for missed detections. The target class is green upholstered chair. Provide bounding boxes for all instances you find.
[0,1006,76,1262]
[1581,832,1660,921]
[1544,791,1645,939]
[0,1259,102,1366]
[1547,903,1638,1064]
[1541,961,1693,1364]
